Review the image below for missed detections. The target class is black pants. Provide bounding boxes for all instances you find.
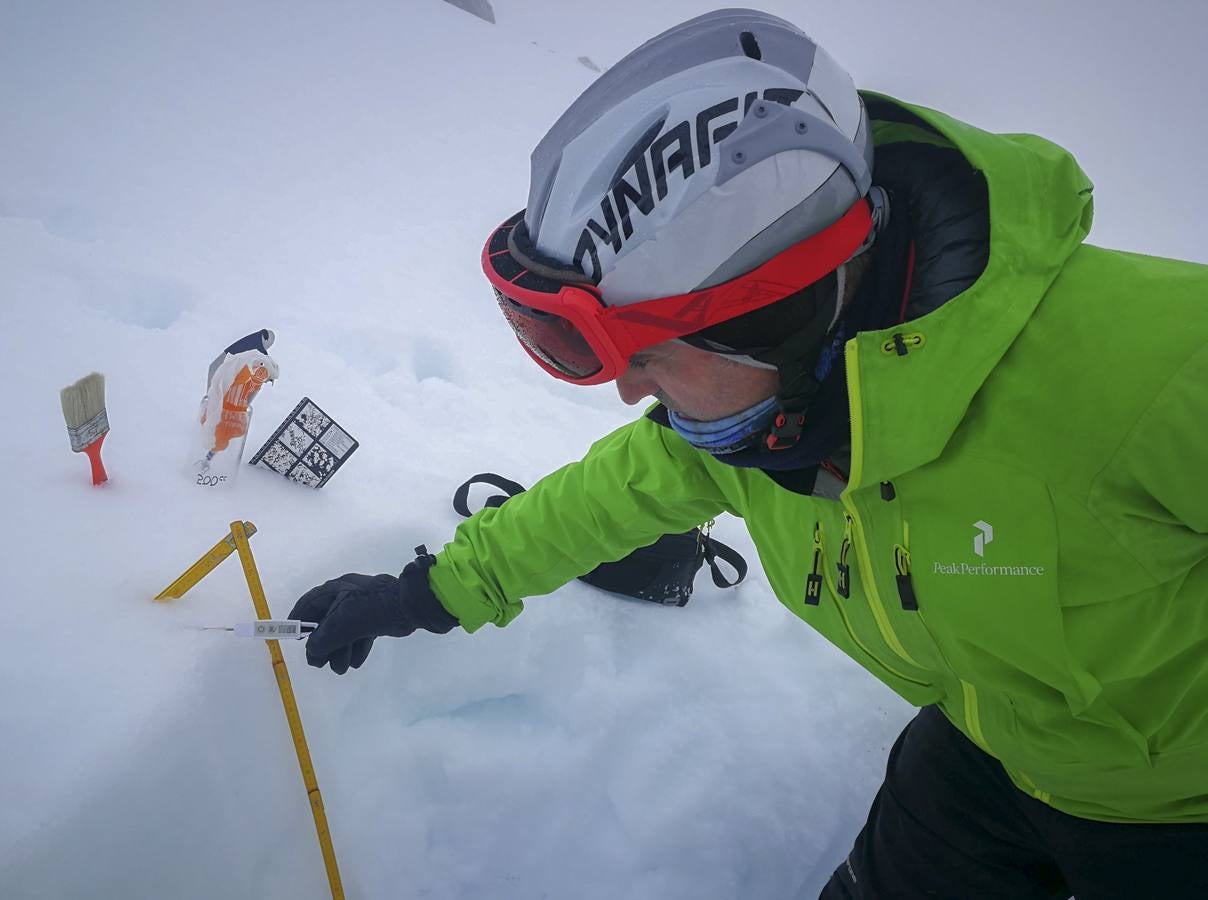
[820,706,1208,899]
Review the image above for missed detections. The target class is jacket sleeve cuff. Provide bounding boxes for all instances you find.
[399,548,461,634]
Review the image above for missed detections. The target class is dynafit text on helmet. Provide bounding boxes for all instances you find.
[293,9,1208,898]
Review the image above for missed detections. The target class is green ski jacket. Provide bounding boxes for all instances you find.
[432,95,1208,824]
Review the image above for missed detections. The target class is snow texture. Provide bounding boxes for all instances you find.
[2,1,1206,898]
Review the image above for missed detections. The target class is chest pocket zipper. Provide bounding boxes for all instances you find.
[837,514,853,598]
[806,523,825,605]
[809,520,930,688]
[893,521,919,611]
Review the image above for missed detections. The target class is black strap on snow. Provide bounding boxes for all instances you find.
[452,473,527,517]
[703,536,747,588]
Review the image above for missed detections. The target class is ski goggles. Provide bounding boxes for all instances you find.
[482,199,874,385]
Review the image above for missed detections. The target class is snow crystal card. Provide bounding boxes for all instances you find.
[249,398,358,488]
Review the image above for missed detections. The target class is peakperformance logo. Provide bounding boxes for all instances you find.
[973,520,993,557]
[933,561,1047,577]
[929,520,1047,576]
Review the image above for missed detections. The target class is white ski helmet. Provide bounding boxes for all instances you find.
[521,8,874,306]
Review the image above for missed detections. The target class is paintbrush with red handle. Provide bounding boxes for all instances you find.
[60,372,110,485]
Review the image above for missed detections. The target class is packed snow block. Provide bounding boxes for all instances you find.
[249,397,358,488]
[441,0,495,25]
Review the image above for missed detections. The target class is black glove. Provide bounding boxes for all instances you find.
[289,545,459,674]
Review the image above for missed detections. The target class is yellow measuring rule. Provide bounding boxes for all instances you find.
[154,523,257,601]
[156,521,345,899]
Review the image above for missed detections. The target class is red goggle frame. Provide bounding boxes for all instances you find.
[482,200,874,385]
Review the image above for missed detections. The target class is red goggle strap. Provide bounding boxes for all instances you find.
[601,199,873,355]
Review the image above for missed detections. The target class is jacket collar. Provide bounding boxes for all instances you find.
[648,95,1093,491]
[843,94,1093,489]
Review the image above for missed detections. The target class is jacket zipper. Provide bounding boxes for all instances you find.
[894,518,990,758]
[837,515,853,599]
[1016,769,1052,804]
[892,521,919,611]
[813,520,930,688]
[805,523,825,606]
[960,679,992,755]
[840,493,924,672]
[890,512,990,756]
[842,337,924,675]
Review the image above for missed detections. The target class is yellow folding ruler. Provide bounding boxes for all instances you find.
[155,521,345,900]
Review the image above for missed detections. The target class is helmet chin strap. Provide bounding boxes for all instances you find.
[851,186,890,260]
[756,284,843,451]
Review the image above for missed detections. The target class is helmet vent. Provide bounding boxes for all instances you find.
[608,115,667,188]
[739,31,762,60]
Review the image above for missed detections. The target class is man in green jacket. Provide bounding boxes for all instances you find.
[292,9,1208,897]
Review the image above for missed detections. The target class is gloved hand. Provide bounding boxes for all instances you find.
[289,545,459,674]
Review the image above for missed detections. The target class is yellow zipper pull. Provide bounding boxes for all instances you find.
[893,520,919,611]
[837,514,853,599]
[805,522,825,606]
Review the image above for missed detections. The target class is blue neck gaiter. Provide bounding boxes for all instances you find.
[667,395,779,456]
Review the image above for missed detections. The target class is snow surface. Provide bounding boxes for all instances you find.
[2,2,1207,898]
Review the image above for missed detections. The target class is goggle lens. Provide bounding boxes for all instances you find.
[493,287,603,379]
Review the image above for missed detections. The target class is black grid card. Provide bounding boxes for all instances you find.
[249,397,359,488]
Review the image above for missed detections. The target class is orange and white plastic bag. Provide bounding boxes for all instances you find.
[192,348,279,486]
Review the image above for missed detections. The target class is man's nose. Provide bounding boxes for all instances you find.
[615,365,656,405]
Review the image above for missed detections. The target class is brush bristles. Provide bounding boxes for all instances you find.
[60,372,107,429]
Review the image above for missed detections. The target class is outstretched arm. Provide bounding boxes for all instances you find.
[430,415,731,631]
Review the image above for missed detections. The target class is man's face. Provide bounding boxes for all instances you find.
[614,340,779,421]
